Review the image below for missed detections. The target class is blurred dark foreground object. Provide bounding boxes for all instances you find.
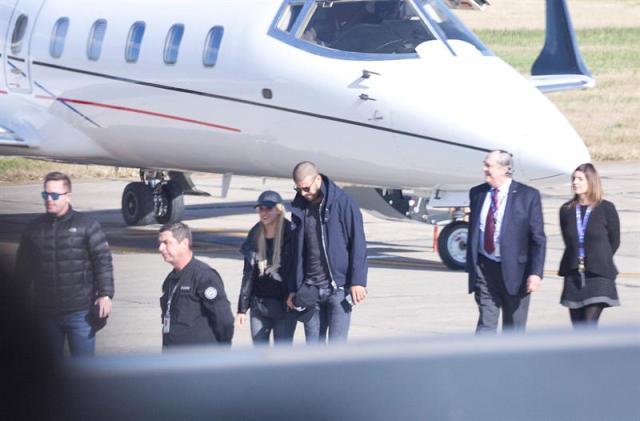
[61,325,639,421]
[0,266,66,421]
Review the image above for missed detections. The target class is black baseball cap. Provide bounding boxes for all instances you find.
[255,190,283,208]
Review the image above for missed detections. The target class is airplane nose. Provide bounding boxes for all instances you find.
[453,58,591,182]
[507,87,591,182]
[384,54,590,187]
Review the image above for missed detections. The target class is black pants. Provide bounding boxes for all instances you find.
[474,254,530,334]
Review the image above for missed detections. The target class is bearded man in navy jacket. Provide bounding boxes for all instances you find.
[466,150,546,333]
[286,161,368,343]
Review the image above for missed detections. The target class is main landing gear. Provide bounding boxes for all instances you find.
[121,170,185,226]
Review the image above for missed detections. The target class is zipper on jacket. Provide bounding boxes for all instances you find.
[51,218,58,310]
[319,198,337,289]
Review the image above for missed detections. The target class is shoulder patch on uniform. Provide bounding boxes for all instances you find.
[204,287,218,300]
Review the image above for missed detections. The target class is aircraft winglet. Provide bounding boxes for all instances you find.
[530,0,594,93]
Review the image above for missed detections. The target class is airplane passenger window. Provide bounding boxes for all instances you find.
[300,0,434,55]
[164,24,185,65]
[87,19,107,61]
[276,3,304,32]
[10,14,28,54]
[125,21,146,63]
[203,26,224,67]
[50,17,70,58]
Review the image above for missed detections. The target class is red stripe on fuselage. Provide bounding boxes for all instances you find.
[34,95,241,133]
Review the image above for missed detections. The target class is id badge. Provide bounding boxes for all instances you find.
[578,257,586,273]
[163,314,171,334]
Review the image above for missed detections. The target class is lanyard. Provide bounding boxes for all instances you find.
[575,204,592,260]
[163,276,180,334]
[166,277,181,314]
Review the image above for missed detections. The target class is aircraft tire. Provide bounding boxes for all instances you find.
[437,220,468,271]
[155,181,184,225]
[121,182,155,226]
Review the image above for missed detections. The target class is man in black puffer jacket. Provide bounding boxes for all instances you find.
[14,172,114,357]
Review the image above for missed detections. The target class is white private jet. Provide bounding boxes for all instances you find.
[0,0,593,269]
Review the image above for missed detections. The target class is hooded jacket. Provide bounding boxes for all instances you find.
[289,174,368,292]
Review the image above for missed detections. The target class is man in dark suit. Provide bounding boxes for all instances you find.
[466,150,546,333]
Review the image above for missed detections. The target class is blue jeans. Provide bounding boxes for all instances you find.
[41,310,96,357]
[304,287,352,344]
[250,297,297,345]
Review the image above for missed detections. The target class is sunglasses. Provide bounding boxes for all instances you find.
[294,176,318,193]
[294,185,314,193]
[41,191,69,200]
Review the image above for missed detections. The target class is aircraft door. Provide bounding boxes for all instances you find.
[0,1,19,89]
[3,0,45,93]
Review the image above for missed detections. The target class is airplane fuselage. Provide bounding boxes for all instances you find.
[1,0,590,190]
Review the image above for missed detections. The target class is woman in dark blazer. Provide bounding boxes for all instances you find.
[236,190,296,344]
[558,163,620,327]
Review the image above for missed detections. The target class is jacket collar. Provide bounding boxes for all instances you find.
[173,256,196,279]
[240,219,291,257]
[45,206,75,223]
[240,222,261,257]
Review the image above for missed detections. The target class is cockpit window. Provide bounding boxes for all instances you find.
[417,0,491,55]
[270,0,493,59]
[277,3,305,32]
[300,0,434,54]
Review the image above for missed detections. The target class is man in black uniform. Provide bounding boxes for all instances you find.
[158,222,234,348]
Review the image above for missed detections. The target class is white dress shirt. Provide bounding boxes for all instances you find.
[479,178,512,262]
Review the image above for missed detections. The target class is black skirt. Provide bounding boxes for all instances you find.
[560,271,620,309]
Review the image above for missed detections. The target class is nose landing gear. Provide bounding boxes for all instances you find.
[437,220,468,271]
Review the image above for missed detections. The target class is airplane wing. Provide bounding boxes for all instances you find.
[0,95,41,151]
[0,125,27,148]
[530,0,595,93]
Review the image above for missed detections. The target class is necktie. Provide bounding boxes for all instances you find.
[484,188,499,254]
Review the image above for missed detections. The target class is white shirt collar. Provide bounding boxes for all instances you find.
[493,178,512,195]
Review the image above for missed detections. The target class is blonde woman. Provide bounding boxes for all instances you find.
[236,191,296,344]
[558,163,620,327]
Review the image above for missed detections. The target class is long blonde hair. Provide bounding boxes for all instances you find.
[568,163,603,209]
[256,203,285,280]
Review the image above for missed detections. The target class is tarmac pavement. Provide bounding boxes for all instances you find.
[0,162,638,354]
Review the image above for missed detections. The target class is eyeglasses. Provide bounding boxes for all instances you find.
[41,191,69,200]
